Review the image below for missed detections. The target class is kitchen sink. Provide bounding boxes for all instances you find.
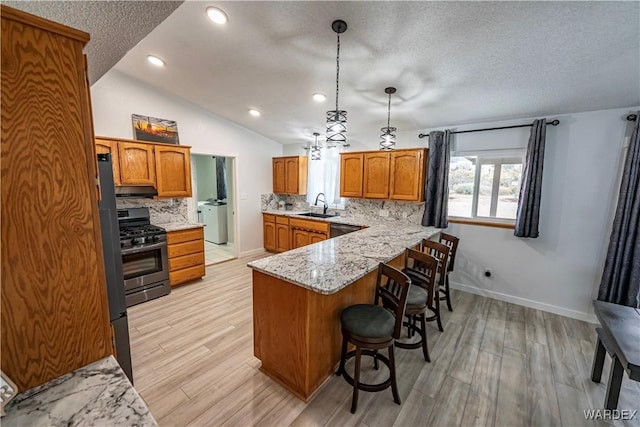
[298,212,337,218]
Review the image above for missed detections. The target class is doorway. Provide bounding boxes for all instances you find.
[191,154,237,265]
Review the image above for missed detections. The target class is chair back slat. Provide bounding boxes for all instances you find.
[404,248,438,306]
[439,232,459,271]
[420,240,450,289]
[375,263,411,339]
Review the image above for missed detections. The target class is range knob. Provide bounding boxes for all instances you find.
[131,238,141,246]
[151,235,160,242]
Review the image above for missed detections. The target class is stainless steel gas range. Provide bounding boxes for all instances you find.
[118,208,170,307]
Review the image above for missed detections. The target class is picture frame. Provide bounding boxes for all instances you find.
[132,114,180,144]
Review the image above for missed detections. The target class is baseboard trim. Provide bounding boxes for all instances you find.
[239,248,267,258]
[450,281,598,324]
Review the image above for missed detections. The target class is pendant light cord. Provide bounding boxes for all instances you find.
[335,33,340,112]
[387,92,391,128]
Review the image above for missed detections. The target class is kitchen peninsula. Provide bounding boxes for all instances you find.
[248,215,439,400]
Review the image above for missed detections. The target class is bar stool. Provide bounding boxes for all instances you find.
[396,248,439,362]
[336,263,411,414]
[439,233,460,312]
[420,239,450,332]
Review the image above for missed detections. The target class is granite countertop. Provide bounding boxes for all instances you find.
[262,209,371,227]
[155,222,204,232]
[3,356,157,427]
[248,218,440,295]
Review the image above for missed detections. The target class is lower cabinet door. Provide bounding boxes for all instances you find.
[291,229,309,249]
[276,223,290,252]
[309,232,326,244]
[264,221,276,251]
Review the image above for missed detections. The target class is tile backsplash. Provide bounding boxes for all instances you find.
[116,198,189,224]
[261,193,425,224]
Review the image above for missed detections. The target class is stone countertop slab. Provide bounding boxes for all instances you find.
[3,356,157,427]
[155,222,204,232]
[261,209,372,227]
[248,221,440,295]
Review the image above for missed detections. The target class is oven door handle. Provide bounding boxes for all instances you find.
[121,242,166,255]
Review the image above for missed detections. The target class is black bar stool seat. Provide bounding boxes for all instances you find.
[337,263,411,413]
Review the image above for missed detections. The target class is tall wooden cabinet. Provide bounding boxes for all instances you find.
[1,6,112,391]
[272,156,308,195]
[340,148,427,202]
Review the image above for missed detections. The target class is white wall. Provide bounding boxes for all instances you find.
[91,70,283,255]
[428,108,637,321]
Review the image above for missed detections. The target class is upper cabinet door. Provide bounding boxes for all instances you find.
[340,153,364,198]
[389,149,427,201]
[284,157,299,194]
[118,142,156,186]
[95,138,121,185]
[363,152,390,199]
[273,158,286,194]
[155,145,192,197]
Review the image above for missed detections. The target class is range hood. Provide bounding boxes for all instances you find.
[114,186,157,198]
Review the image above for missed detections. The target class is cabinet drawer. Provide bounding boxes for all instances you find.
[276,215,289,225]
[263,214,276,223]
[289,218,329,233]
[168,240,204,258]
[170,264,206,286]
[167,227,204,244]
[169,252,204,272]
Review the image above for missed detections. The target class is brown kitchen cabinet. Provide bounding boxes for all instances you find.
[340,148,427,202]
[263,214,277,251]
[275,216,290,252]
[118,141,156,186]
[272,156,308,195]
[155,145,192,197]
[167,227,205,286]
[389,149,426,201]
[2,5,113,391]
[363,152,391,199]
[95,137,193,198]
[289,218,329,249]
[339,153,364,197]
[95,137,121,185]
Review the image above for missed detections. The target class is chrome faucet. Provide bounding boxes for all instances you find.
[314,192,328,214]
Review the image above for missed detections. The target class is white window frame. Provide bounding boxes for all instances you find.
[449,150,525,222]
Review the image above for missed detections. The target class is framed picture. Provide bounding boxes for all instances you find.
[132,114,180,144]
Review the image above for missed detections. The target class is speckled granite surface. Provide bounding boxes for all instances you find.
[248,219,440,294]
[3,356,157,427]
[155,222,204,232]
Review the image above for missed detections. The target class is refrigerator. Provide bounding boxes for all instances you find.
[97,154,134,383]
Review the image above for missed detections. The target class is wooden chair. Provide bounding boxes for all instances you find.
[439,232,460,312]
[420,239,450,332]
[396,248,439,362]
[336,263,411,413]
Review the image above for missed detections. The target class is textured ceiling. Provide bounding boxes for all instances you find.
[6,1,638,145]
[3,0,183,83]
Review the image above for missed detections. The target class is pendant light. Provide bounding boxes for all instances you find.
[326,20,348,147]
[310,132,321,160]
[379,87,397,150]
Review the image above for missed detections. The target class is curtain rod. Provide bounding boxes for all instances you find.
[418,119,560,139]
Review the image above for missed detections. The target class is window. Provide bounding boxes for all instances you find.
[306,147,345,209]
[448,152,524,221]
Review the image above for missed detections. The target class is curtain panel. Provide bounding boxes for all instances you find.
[422,130,451,228]
[598,112,640,308]
[514,119,547,238]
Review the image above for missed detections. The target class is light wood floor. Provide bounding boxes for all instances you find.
[128,253,640,427]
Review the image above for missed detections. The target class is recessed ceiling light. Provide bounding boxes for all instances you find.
[207,7,228,24]
[249,109,261,117]
[147,55,165,67]
[312,93,326,102]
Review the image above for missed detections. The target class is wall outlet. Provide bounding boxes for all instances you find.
[379,209,389,217]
